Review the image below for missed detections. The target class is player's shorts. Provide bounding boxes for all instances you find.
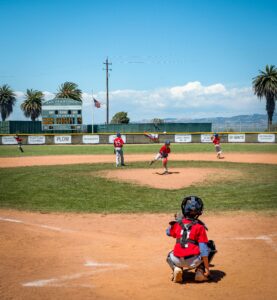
[215,145,221,153]
[169,251,203,270]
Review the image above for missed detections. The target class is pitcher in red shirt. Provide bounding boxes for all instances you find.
[166,196,217,283]
[149,140,171,174]
[113,132,125,167]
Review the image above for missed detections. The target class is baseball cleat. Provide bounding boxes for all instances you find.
[172,267,183,283]
[195,268,209,282]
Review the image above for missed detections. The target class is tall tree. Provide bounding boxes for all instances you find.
[56,81,82,101]
[111,112,130,124]
[253,65,277,131]
[21,89,44,121]
[0,84,16,121]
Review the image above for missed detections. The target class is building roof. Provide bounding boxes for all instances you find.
[42,98,82,106]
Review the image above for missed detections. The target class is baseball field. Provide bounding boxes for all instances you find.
[1,143,277,300]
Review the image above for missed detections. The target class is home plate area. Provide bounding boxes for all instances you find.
[1,211,277,300]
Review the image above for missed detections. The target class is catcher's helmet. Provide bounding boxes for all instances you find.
[116,132,121,137]
[181,196,204,218]
[165,140,170,145]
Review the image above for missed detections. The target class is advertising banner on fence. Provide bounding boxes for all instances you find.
[174,134,192,143]
[54,136,72,144]
[257,134,275,143]
[82,135,100,144]
[1,136,17,144]
[28,136,45,144]
[201,134,212,143]
[228,134,245,143]
[109,135,126,144]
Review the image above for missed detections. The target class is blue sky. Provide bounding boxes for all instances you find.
[0,0,276,123]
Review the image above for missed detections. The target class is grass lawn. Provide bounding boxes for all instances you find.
[0,143,277,157]
[1,161,276,213]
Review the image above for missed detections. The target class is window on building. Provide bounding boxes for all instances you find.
[68,110,71,114]
[55,110,58,114]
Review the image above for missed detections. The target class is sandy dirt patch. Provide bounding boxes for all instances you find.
[0,210,277,300]
[0,153,277,168]
[98,168,240,189]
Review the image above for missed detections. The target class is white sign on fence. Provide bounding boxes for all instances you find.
[174,134,192,143]
[82,135,100,144]
[109,135,126,144]
[28,136,45,145]
[54,136,72,144]
[1,136,17,144]
[201,134,212,143]
[228,134,245,143]
[257,134,275,143]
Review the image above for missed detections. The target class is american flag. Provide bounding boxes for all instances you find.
[93,98,101,108]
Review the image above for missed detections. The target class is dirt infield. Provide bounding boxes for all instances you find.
[1,152,277,168]
[1,153,277,299]
[1,210,277,300]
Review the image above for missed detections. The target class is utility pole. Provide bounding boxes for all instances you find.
[103,57,112,124]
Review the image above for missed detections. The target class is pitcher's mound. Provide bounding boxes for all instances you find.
[97,168,239,189]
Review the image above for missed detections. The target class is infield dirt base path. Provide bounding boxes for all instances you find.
[0,210,277,300]
[1,152,277,168]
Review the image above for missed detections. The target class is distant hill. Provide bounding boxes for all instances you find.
[136,114,277,132]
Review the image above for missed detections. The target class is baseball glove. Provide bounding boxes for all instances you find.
[161,152,168,158]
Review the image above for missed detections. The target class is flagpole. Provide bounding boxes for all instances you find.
[91,89,94,133]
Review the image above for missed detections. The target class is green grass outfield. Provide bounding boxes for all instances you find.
[0,159,276,213]
[0,143,277,157]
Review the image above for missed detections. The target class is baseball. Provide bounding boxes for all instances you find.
[163,131,167,134]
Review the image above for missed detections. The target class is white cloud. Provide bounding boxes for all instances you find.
[6,81,265,123]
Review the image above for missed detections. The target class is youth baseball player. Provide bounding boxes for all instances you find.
[14,134,24,152]
[166,196,217,283]
[149,140,171,174]
[211,133,223,159]
[113,132,125,167]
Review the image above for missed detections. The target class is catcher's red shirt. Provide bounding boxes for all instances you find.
[114,137,124,148]
[169,218,208,257]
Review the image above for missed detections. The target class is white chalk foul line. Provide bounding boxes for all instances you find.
[232,233,277,252]
[22,261,128,288]
[0,217,23,223]
[0,216,74,233]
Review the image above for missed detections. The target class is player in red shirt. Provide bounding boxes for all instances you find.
[14,134,24,153]
[149,140,171,174]
[211,133,224,159]
[166,196,217,283]
[113,132,125,167]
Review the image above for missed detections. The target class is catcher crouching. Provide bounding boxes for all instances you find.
[166,196,217,283]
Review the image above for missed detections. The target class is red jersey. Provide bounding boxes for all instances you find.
[212,136,220,145]
[159,145,170,156]
[15,136,22,143]
[114,137,124,148]
[169,218,208,257]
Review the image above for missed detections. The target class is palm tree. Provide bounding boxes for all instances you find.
[56,81,82,101]
[253,65,277,131]
[0,84,17,121]
[21,89,44,121]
